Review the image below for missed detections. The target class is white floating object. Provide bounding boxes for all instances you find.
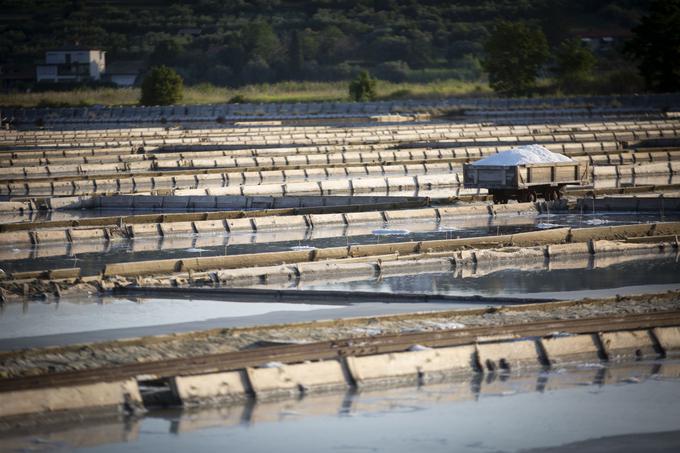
[584,218,609,226]
[372,228,410,235]
[290,245,317,251]
[576,362,607,369]
[536,222,564,229]
[184,248,210,253]
[472,145,574,166]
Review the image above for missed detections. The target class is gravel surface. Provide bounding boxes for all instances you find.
[1,291,679,379]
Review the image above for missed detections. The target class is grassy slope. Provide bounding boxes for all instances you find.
[0,79,491,108]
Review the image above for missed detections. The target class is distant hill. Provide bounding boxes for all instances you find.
[0,0,650,86]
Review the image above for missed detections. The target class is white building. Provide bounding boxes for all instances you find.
[36,48,106,83]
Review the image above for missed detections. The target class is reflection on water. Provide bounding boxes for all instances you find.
[2,254,676,346]
[2,211,678,276]
[590,174,680,190]
[303,255,680,298]
[2,360,679,452]
[1,174,678,224]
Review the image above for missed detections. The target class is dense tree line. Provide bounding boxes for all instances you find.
[0,0,677,96]
[481,0,679,96]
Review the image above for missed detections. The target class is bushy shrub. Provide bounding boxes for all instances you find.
[139,66,183,105]
[228,95,247,103]
[349,71,377,101]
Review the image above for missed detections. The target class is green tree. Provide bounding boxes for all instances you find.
[554,38,596,93]
[483,21,549,96]
[349,70,377,101]
[140,66,183,105]
[242,21,280,63]
[626,0,680,92]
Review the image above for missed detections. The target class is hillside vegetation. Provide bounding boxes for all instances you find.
[1,0,648,88]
